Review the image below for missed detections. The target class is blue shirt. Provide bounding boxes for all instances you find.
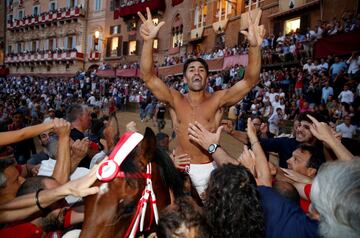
[330,62,347,75]
[260,137,299,168]
[258,186,319,238]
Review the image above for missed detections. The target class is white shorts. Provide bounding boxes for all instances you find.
[188,161,217,198]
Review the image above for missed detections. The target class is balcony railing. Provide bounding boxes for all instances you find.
[88,51,101,61]
[7,7,85,30]
[5,51,84,64]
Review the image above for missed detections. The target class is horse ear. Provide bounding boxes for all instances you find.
[140,127,156,157]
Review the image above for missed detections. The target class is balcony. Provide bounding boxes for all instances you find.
[89,52,101,61]
[5,50,84,65]
[7,7,85,31]
[114,0,165,19]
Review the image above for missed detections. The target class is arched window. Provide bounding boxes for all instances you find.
[172,15,183,48]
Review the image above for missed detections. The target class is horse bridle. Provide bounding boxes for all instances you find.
[123,163,159,238]
[96,132,159,238]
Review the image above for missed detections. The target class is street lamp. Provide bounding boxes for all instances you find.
[95,30,100,39]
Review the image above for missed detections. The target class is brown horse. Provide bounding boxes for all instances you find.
[80,128,184,238]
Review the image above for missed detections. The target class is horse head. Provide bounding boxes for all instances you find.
[80,127,183,238]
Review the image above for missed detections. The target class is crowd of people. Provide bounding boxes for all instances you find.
[0,7,359,238]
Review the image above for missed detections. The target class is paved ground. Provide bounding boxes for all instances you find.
[115,111,244,159]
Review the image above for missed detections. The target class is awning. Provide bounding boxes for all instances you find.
[314,31,360,58]
[7,73,75,78]
[269,0,320,18]
[114,0,166,19]
[116,68,139,77]
[96,69,116,78]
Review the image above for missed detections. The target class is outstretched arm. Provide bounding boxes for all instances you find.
[307,115,354,161]
[246,118,272,187]
[138,8,175,107]
[220,10,265,107]
[0,165,99,223]
[0,120,54,146]
[188,121,238,166]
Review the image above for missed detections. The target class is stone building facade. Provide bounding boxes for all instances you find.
[4,0,359,76]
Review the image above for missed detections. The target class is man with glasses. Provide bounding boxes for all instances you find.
[259,112,320,168]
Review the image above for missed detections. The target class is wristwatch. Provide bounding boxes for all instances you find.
[208,144,221,154]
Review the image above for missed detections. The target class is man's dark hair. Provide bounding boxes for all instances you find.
[183,58,209,76]
[273,181,300,204]
[0,158,16,188]
[16,175,55,197]
[157,196,209,238]
[204,164,265,238]
[297,112,327,124]
[66,104,87,123]
[299,144,325,171]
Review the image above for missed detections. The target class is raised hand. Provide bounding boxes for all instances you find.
[188,121,223,150]
[138,7,165,41]
[280,168,313,184]
[170,151,191,172]
[307,115,334,143]
[63,165,99,197]
[53,118,71,138]
[238,145,256,176]
[126,121,137,132]
[246,118,257,140]
[241,9,265,47]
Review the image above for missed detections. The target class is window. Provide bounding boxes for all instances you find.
[172,24,183,48]
[110,25,120,34]
[18,10,24,19]
[153,39,158,49]
[95,0,101,11]
[284,17,301,34]
[17,42,21,53]
[49,1,57,11]
[129,40,136,55]
[111,37,118,51]
[129,21,137,31]
[33,6,40,16]
[194,2,207,27]
[66,0,75,8]
[7,45,12,54]
[32,41,36,51]
[215,0,232,20]
[8,14,13,22]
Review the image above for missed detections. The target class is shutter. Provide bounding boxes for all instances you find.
[300,14,310,34]
[64,36,68,49]
[45,39,49,50]
[88,35,93,51]
[106,37,111,57]
[273,20,282,36]
[122,41,128,55]
[53,38,57,49]
[36,40,40,50]
[117,36,122,56]
[66,0,70,8]
[135,40,140,55]
[72,35,76,49]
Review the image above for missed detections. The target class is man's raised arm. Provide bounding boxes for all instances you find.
[219,9,265,107]
[138,8,175,107]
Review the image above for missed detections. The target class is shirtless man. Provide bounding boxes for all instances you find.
[138,8,265,196]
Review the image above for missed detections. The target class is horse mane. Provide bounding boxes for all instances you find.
[153,147,184,198]
[118,127,184,198]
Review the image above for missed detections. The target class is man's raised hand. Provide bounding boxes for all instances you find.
[138,7,165,41]
[241,9,265,47]
[53,118,71,138]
